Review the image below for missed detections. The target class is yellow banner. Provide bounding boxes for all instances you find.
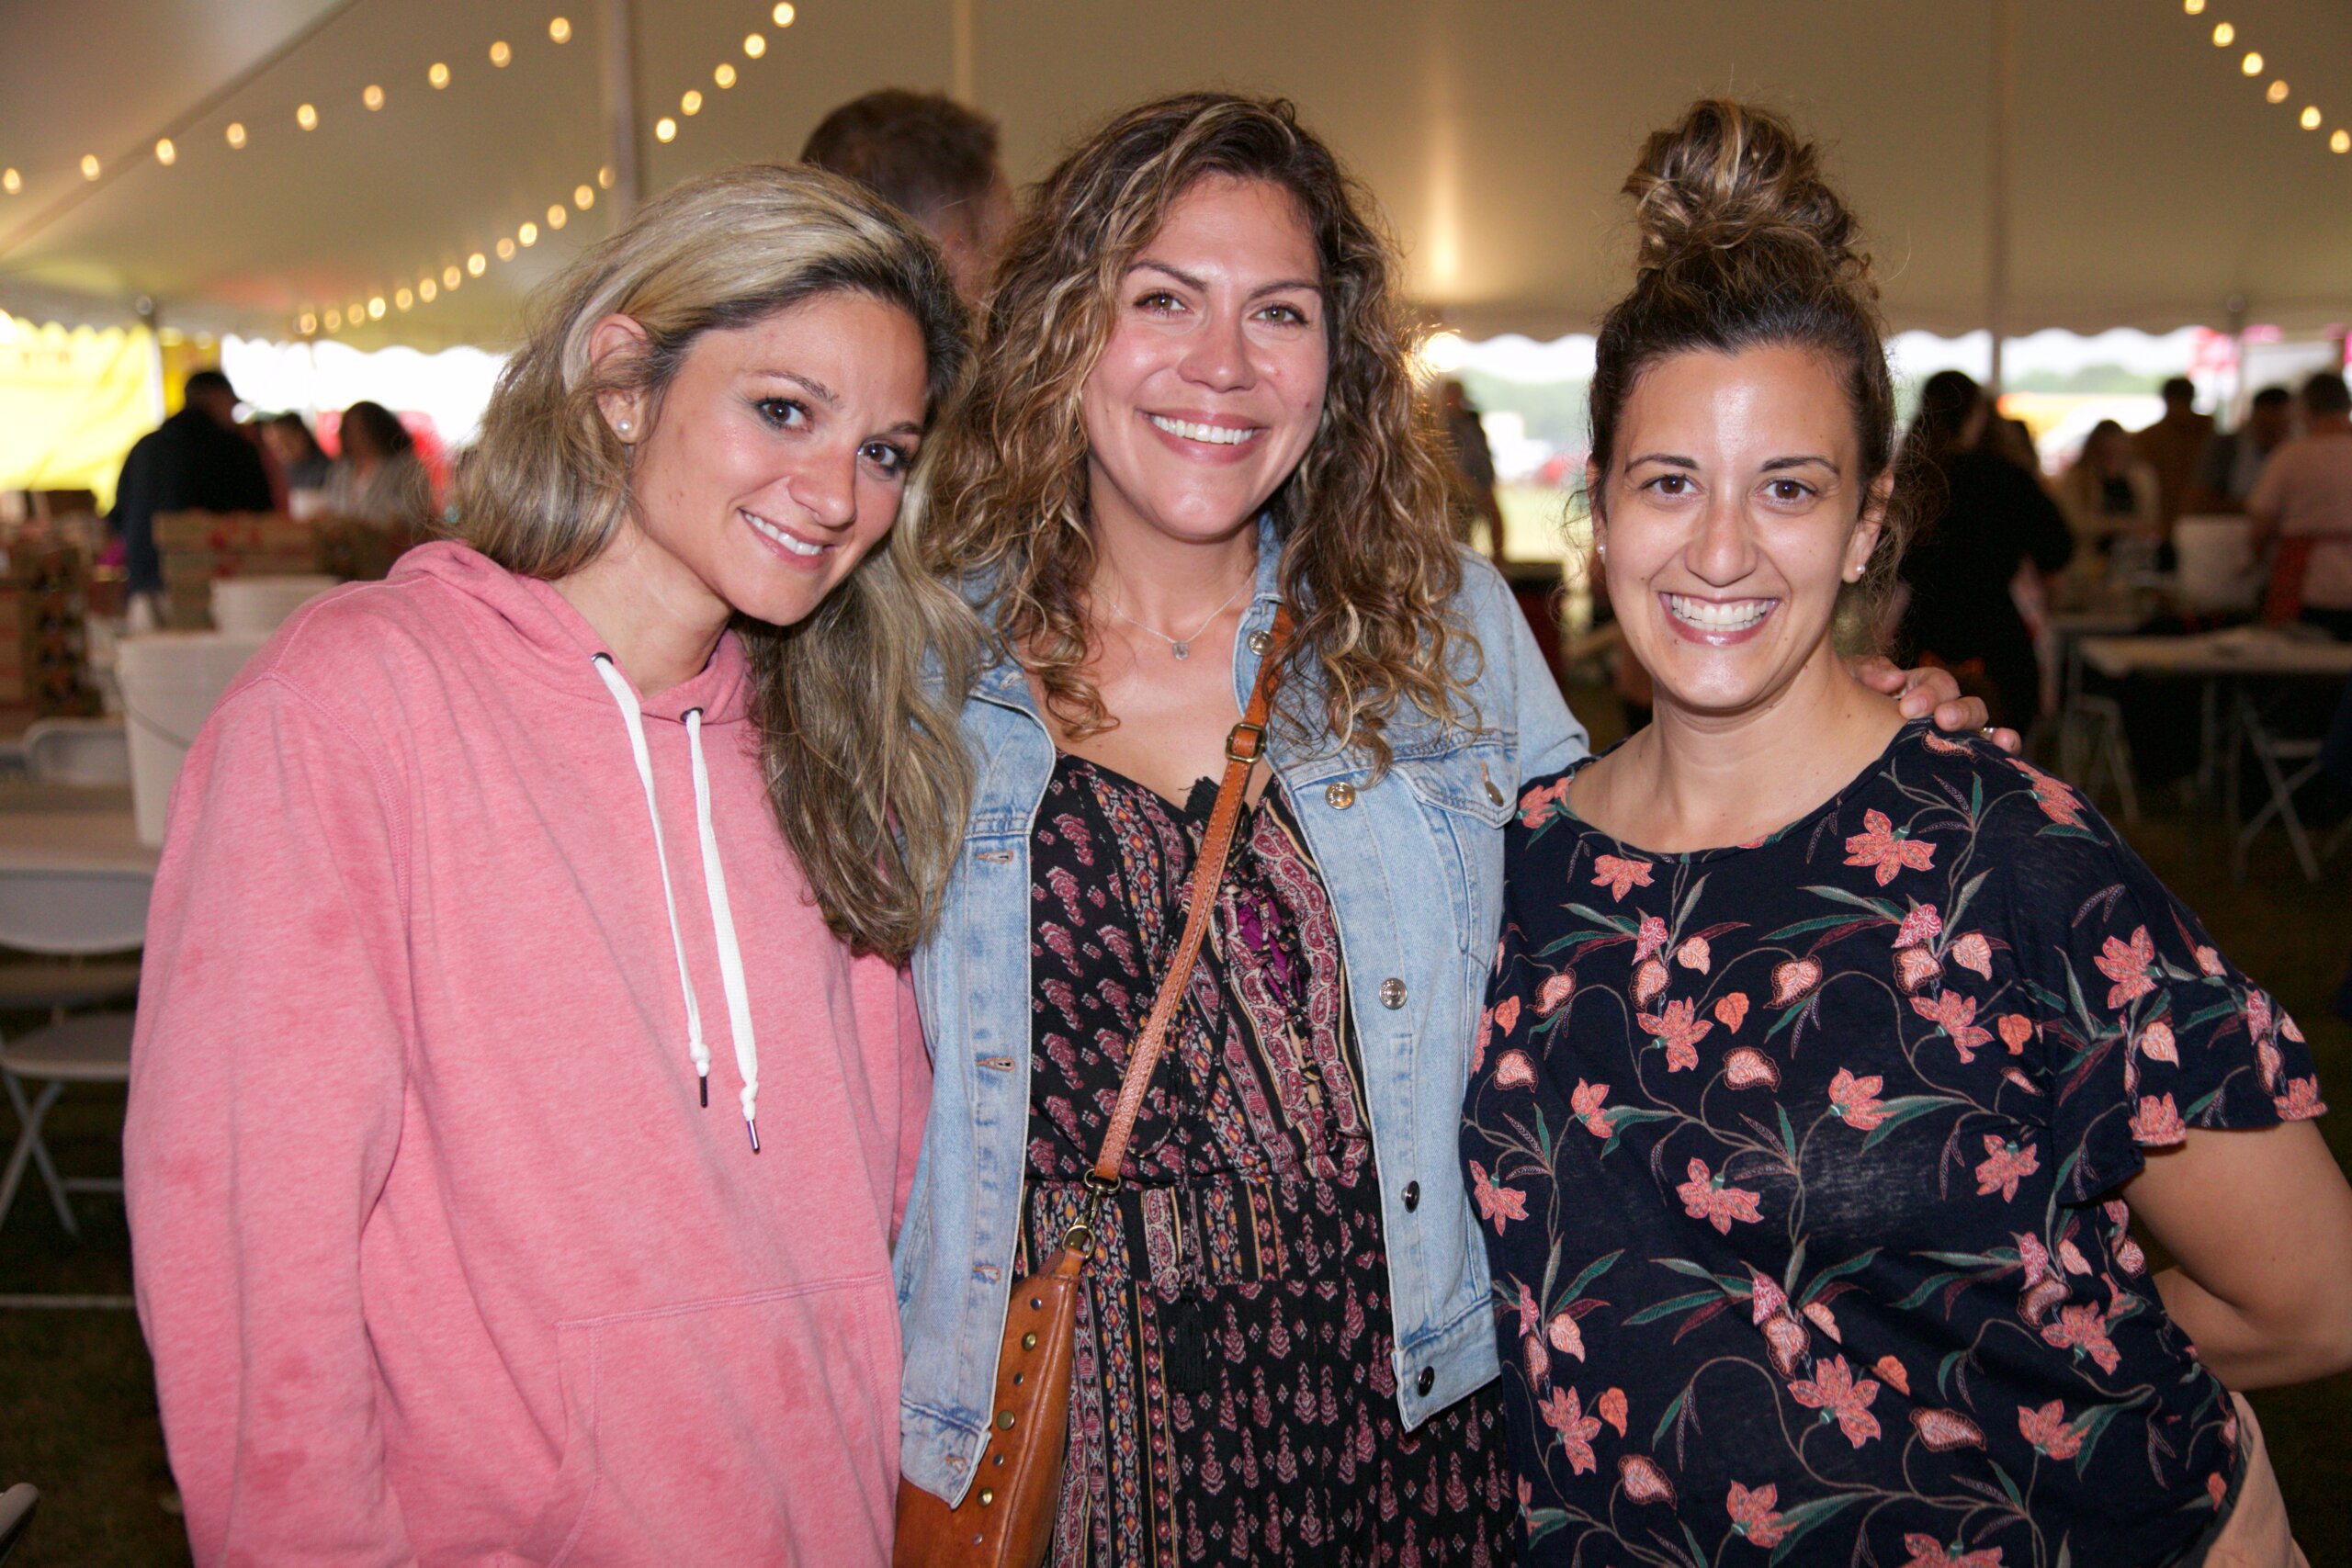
[0,316,161,510]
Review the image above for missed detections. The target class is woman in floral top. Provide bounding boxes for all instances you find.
[1464,100,2352,1568]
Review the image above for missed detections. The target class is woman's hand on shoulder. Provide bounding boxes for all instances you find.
[1847,655,2020,754]
[2128,1119,2352,1391]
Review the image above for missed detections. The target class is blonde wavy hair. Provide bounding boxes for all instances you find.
[459,163,981,961]
[924,93,1474,769]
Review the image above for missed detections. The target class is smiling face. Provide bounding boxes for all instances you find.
[1079,174,1329,551]
[605,290,929,630]
[1593,344,1885,720]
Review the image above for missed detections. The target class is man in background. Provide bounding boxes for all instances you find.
[109,368,272,626]
[1437,378,1505,561]
[801,89,1012,307]
[2132,375,2215,535]
[2186,384,2293,514]
[2248,369,2352,639]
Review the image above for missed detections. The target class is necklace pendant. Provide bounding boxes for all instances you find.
[1170,641,1190,660]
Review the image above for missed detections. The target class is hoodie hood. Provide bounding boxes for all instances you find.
[390,538,753,727]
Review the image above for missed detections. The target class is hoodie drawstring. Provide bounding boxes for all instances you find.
[684,707,761,1149]
[595,653,762,1145]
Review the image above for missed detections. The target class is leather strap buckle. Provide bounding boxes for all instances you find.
[1225,722,1266,764]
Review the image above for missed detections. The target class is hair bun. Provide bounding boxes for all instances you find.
[1624,98,1871,299]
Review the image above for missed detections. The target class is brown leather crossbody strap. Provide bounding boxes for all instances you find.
[1088,604,1295,1190]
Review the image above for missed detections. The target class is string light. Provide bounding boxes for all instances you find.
[395,287,414,310]
[2241,51,2263,75]
[444,264,463,288]
[495,236,516,260]
[364,84,386,110]
[2212,21,2233,45]
[489,40,513,67]
[2188,12,2345,170]
[0,170,17,196]
[154,138,175,166]
[773,3,796,23]
[2336,130,2352,153]
[467,252,487,276]
[518,221,538,246]
[574,183,595,209]
[347,299,364,322]
[323,309,342,331]
[681,90,703,116]
[743,32,766,57]
[548,16,572,42]
[79,154,100,180]
[429,62,451,88]
[655,116,678,142]
[298,311,318,333]
[2267,80,2290,104]
[715,62,737,87]
[597,165,615,189]
[225,121,247,149]
[419,277,437,302]
[546,203,567,229]
[368,296,387,319]
[2183,0,2204,12]
[2302,106,2324,130]
[296,102,319,130]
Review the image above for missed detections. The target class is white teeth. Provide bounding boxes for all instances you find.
[745,511,823,557]
[1148,414,1260,446]
[1666,593,1773,631]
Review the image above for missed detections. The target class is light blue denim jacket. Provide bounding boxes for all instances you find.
[896,526,1589,1504]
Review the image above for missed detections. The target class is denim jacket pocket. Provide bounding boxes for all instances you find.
[1390,739,1515,954]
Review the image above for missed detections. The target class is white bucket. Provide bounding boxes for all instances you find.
[2173,515,2258,613]
[119,633,272,847]
[211,574,337,637]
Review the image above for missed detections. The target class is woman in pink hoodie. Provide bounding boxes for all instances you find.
[125,165,978,1564]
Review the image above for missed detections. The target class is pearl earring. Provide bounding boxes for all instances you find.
[615,416,633,436]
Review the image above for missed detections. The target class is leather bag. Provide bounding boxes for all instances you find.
[892,607,1295,1568]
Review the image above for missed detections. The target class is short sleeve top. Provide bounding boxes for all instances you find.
[1462,722,2324,1568]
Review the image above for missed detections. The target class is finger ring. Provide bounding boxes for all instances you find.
[1980,727,1996,737]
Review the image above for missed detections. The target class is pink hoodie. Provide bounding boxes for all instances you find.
[125,541,928,1565]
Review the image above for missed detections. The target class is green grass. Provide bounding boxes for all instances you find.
[0,691,2344,1563]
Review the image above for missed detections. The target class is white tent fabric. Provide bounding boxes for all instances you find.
[2,0,2348,348]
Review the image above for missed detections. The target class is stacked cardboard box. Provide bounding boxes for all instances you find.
[0,540,97,728]
[155,511,319,628]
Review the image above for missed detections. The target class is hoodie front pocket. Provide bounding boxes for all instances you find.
[514,1275,901,1568]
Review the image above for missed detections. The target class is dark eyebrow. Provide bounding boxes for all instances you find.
[1625,453,1698,469]
[752,370,837,407]
[1125,259,1324,300]
[1761,455,1838,473]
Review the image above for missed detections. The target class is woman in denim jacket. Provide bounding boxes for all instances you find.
[891,93,1992,1565]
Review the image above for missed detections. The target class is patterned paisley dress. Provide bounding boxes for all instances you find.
[1463,723,2325,1568]
[1026,753,1516,1568]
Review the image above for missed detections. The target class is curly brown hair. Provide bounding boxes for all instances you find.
[1589,99,1911,650]
[922,92,1475,769]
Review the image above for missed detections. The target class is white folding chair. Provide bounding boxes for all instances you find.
[0,1483,36,1565]
[0,867,149,1242]
[19,720,130,788]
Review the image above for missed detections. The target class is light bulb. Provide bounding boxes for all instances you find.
[655,117,677,142]
[490,40,512,67]
[574,183,595,209]
[715,62,737,88]
[548,16,572,42]
[743,32,766,58]
[363,84,385,110]
[297,103,319,130]
[225,122,247,149]
[429,62,451,88]
[80,153,100,180]
[154,138,175,165]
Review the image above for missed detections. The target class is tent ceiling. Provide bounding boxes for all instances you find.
[3,0,2349,349]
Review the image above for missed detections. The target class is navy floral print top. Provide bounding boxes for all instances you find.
[1462,723,2325,1568]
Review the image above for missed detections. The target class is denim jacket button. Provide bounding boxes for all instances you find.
[1416,1366,1436,1396]
[1248,629,1272,655]
[1378,976,1407,1009]
[1325,781,1356,810]
[1402,1180,1420,1212]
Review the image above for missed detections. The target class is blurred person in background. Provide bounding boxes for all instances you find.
[108,367,273,624]
[261,411,334,494]
[2188,385,2294,514]
[324,400,436,534]
[2248,369,2352,639]
[2059,417,2161,550]
[801,87,1012,306]
[1895,368,2075,729]
[1439,377,1507,559]
[2133,375,2215,535]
